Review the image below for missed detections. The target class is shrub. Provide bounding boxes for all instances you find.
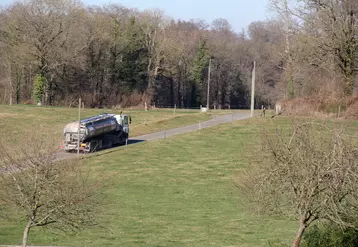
[33,73,46,104]
[302,223,358,247]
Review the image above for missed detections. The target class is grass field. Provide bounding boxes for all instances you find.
[0,115,299,247]
[0,104,218,146]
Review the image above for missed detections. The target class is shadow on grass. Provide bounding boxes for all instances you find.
[126,139,146,145]
[80,139,146,160]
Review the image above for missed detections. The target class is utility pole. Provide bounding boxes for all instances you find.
[207,57,212,110]
[77,97,81,157]
[250,61,256,117]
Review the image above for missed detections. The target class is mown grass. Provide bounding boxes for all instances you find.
[0,104,216,146]
[0,116,300,247]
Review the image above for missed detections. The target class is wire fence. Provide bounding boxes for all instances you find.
[125,111,253,145]
[123,105,259,127]
[145,104,252,110]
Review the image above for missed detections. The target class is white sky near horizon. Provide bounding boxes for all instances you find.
[0,0,273,33]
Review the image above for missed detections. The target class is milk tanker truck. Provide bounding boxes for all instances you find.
[60,113,130,153]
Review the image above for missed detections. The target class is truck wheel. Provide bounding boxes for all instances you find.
[87,141,98,153]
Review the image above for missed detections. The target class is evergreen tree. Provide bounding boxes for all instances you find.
[190,39,211,105]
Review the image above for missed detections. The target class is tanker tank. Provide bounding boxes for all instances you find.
[63,113,120,142]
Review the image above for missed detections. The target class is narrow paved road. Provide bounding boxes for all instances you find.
[131,112,251,142]
[59,112,251,160]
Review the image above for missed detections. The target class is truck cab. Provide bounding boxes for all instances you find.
[114,114,130,137]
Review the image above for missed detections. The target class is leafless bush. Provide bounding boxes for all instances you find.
[0,133,105,247]
[120,92,146,108]
[278,94,345,118]
[344,96,358,119]
[237,120,358,247]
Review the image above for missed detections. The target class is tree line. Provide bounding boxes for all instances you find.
[0,0,357,109]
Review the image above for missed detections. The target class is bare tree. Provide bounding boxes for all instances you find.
[269,0,299,99]
[237,120,358,247]
[139,9,165,102]
[0,133,103,247]
[293,0,358,96]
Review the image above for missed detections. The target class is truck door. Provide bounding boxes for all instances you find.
[122,116,129,135]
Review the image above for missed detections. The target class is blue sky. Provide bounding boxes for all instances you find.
[0,0,271,33]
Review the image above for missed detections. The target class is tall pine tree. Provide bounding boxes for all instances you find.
[190,39,211,105]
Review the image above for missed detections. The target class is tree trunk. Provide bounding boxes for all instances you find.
[292,222,306,247]
[177,78,181,108]
[22,220,32,247]
[225,80,231,109]
[9,91,12,106]
[147,58,153,90]
[16,82,21,104]
[218,81,222,107]
[344,72,354,96]
[8,71,12,106]
[180,81,184,108]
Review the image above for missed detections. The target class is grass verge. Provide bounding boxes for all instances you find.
[0,116,300,247]
[0,104,214,146]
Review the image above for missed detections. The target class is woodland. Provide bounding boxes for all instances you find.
[0,0,357,110]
